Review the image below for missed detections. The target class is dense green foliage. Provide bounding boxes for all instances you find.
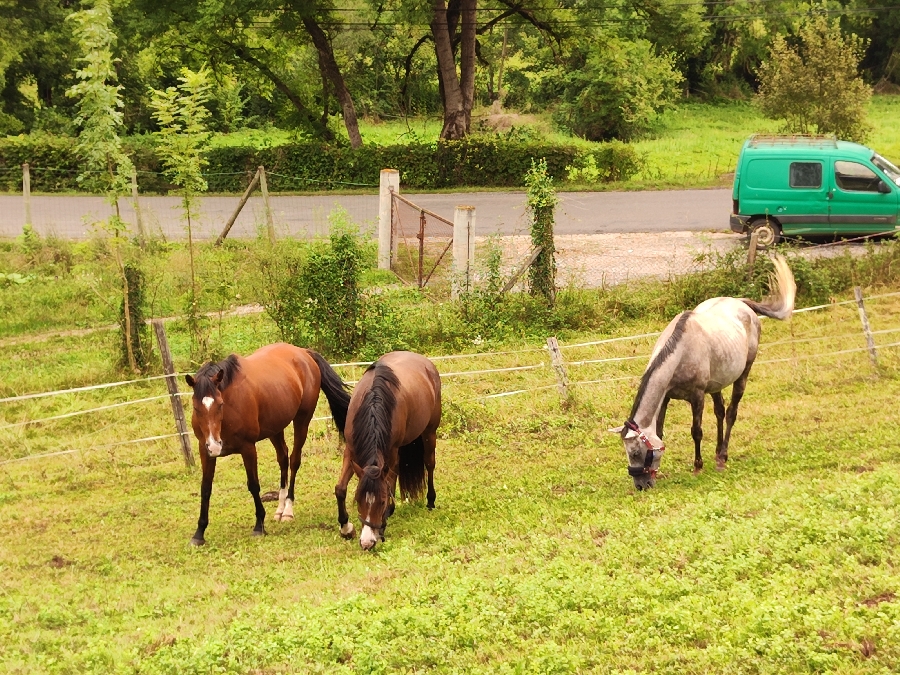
[2,0,899,148]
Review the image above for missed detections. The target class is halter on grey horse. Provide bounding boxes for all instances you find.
[610,255,796,490]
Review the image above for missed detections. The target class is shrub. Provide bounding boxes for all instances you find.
[756,14,872,142]
[554,38,683,141]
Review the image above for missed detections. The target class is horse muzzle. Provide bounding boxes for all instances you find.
[206,439,223,457]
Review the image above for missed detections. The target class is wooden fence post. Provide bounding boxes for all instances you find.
[546,337,569,400]
[853,286,878,368]
[152,320,195,467]
[452,205,476,298]
[216,168,261,246]
[22,163,32,228]
[131,167,146,246]
[378,169,400,269]
[746,229,759,280]
[501,246,543,294]
[258,165,276,245]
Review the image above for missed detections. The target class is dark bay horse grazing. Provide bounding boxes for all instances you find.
[610,255,796,490]
[185,343,350,545]
[334,351,441,550]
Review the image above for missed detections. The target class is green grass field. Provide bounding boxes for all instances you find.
[2,281,900,673]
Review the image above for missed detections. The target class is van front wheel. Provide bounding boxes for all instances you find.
[749,218,781,247]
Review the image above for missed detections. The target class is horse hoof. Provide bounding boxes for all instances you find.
[340,522,355,539]
[280,514,294,522]
[273,512,283,522]
[252,528,266,537]
[190,537,206,547]
[716,461,727,472]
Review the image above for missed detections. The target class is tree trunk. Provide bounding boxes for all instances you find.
[229,42,334,141]
[458,0,476,133]
[303,17,363,149]
[431,0,468,140]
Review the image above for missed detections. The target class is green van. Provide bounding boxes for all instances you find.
[730,135,900,245]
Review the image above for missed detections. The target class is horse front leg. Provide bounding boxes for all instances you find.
[191,451,217,546]
[335,450,355,539]
[690,392,705,473]
[240,445,266,537]
[271,432,290,521]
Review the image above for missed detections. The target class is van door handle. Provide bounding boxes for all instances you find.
[827,191,833,199]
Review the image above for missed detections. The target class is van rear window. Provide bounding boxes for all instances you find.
[790,162,822,188]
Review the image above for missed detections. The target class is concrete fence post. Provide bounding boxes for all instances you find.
[452,205,476,298]
[378,169,399,269]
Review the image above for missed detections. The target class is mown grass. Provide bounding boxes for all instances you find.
[2,283,900,673]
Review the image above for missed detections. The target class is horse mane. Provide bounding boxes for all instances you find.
[355,361,400,496]
[629,311,693,420]
[192,354,241,399]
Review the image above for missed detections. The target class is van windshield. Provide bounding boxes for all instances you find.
[872,153,900,186]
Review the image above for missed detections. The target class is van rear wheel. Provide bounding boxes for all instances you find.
[749,218,781,247]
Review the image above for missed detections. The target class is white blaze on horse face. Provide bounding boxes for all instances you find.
[202,396,214,410]
[366,492,375,506]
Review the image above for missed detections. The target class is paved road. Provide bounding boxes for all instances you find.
[0,189,733,240]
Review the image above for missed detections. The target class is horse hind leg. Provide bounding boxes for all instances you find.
[271,431,290,522]
[721,369,752,468]
[690,392,705,473]
[711,392,726,470]
[240,445,266,537]
[283,414,313,522]
[424,430,437,509]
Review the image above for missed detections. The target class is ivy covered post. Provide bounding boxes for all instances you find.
[525,158,558,306]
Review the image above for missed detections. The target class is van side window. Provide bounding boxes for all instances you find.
[835,161,881,192]
[789,162,822,188]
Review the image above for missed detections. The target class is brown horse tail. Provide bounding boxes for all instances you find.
[306,350,351,437]
[398,436,427,501]
[742,254,796,321]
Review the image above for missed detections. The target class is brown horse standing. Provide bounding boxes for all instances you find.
[185,343,350,546]
[335,351,441,550]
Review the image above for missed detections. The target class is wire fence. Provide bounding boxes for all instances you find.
[2,288,898,467]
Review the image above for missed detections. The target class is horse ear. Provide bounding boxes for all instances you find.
[185,374,196,388]
[608,425,624,434]
[212,370,224,385]
[624,429,639,440]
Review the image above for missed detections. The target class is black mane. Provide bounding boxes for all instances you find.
[628,311,692,420]
[355,361,400,495]
[192,354,240,399]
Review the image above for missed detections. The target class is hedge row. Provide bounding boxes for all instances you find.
[0,134,642,193]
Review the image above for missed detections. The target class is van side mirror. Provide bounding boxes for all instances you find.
[878,180,892,194]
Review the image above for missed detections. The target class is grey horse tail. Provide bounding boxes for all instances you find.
[742,254,796,321]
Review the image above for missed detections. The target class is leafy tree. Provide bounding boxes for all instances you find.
[149,67,212,364]
[757,12,872,142]
[67,0,145,372]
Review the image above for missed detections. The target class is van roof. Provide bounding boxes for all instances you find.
[743,135,872,159]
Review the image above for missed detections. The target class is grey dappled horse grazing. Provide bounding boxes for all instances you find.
[185,343,350,545]
[610,255,796,490]
[334,351,442,551]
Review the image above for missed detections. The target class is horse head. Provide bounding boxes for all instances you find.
[609,421,664,491]
[354,462,393,551]
[186,365,228,458]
